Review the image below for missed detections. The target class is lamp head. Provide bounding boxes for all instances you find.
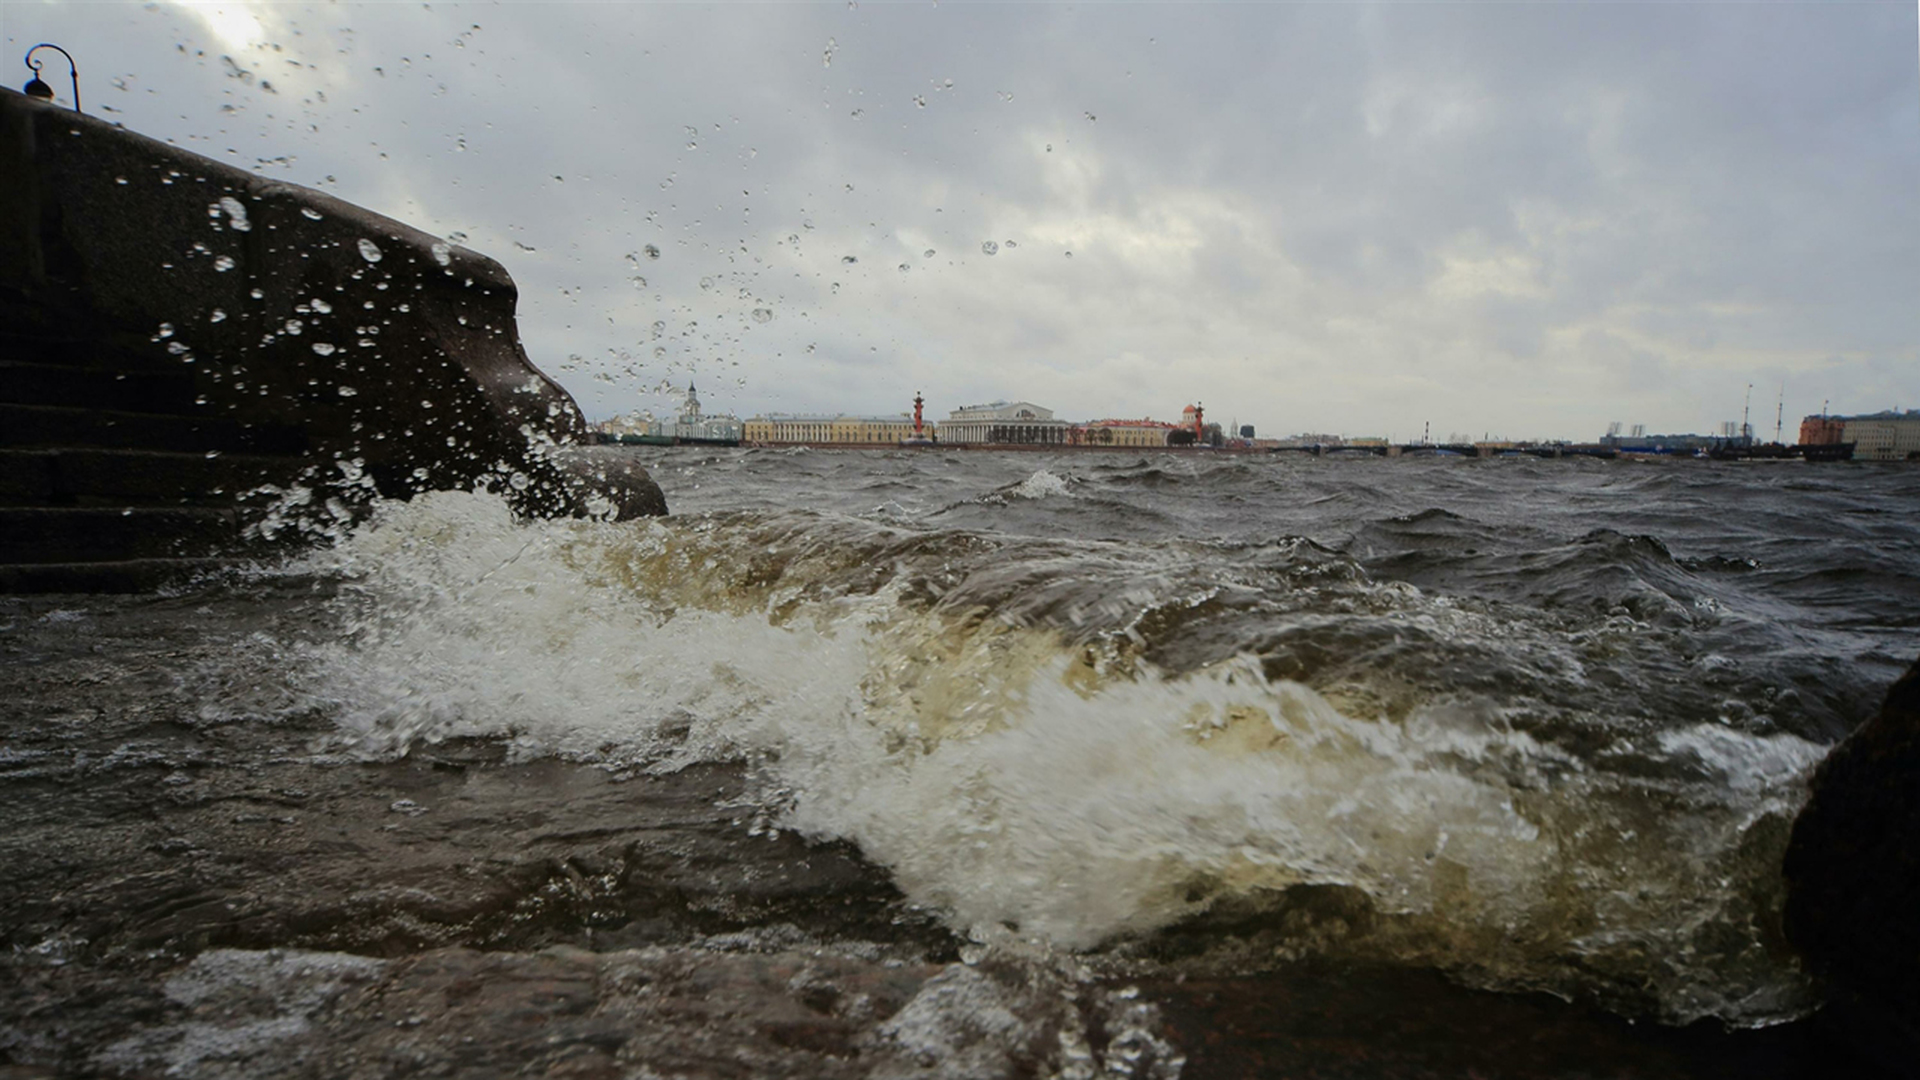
[23,44,78,112]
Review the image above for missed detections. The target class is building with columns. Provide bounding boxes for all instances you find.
[650,383,743,444]
[743,413,932,445]
[941,401,1071,445]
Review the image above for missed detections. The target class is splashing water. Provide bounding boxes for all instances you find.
[285,487,1831,1025]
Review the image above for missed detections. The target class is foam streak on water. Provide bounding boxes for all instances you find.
[286,485,1847,1025]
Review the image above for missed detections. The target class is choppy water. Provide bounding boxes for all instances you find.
[290,450,1919,1027]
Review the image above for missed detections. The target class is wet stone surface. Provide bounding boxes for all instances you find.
[0,582,1895,1078]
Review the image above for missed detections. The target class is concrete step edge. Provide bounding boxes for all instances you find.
[0,557,242,594]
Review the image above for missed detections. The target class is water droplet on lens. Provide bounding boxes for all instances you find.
[311,298,333,313]
[430,242,452,267]
[301,207,323,220]
[897,263,909,273]
[841,255,857,264]
[1004,239,1017,249]
[923,249,935,258]
[156,323,175,339]
[208,308,227,323]
[981,241,998,256]
[631,276,647,289]
[213,255,235,272]
[643,244,661,259]
[700,277,714,290]
[312,342,337,355]
[337,385,358,396]
[357,239,383,262]
[751,308,773,323]
[219,196,250,231]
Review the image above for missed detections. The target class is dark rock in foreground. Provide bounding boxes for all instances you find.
[1783,653,1920,1076]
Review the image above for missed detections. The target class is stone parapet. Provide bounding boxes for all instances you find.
[0,87,661,526]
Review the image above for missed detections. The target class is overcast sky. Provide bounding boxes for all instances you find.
[7,1,1917,439]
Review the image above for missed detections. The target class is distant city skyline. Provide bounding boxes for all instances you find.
[589,382,1900,447]
[9,2,1917,439]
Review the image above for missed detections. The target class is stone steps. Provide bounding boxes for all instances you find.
[0,359,199,413]
[0,506,243,563]
[0,557,236,594]
[0,303,315,593]
[0,322,170,369]
[0,402,309,455]
[0,447,312,506]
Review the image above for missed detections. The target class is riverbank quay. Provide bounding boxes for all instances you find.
[0,88,661,593]
[703,439,1882,463]
[738,441,1270,452]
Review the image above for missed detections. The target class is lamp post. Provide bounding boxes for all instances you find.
[23,44,80,113]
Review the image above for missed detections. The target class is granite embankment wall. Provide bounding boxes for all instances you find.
[0,87,660,537]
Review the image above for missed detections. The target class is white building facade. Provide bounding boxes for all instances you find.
[650,383,743,443]
[941,401,1072,445]
[1843,410,1920,461]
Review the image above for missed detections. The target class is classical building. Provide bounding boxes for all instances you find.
[744,414,837,444]
[831,415,927,444]
[1839,409,1920,461]
[743,413,933,445]
[1075,419,1174,447]
[651,383,743,444]
[941,401,1071,445]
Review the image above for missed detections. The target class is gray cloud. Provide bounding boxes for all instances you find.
[11,0,1916,439]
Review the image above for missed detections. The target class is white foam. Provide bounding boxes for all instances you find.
[286,491,1827,1023]
[1007,469,1072,500]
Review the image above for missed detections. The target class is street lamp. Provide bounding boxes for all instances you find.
[23,44,80,114]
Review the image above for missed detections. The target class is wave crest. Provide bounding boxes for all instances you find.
[287,491,1826,1025]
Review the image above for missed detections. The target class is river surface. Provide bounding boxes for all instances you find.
[4,449,1918,1077]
